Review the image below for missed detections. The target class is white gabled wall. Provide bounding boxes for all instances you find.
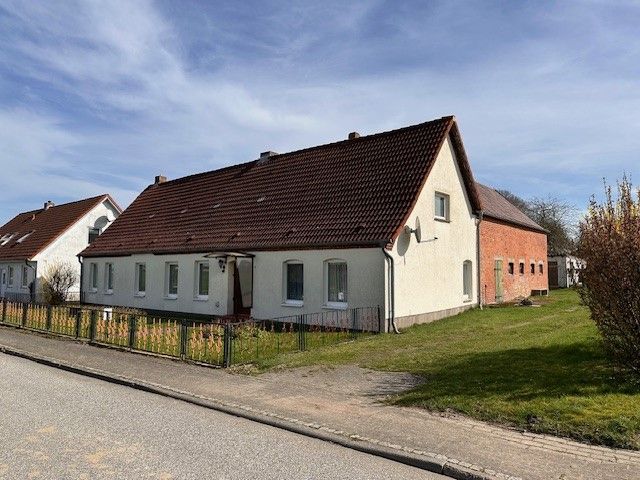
[389,135,478,324]
[32,199,120,298]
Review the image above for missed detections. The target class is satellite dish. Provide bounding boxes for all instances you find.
[404,217,422,243]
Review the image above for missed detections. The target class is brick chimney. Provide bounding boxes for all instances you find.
[348,132,360,140]
[155,175,167,185]
[44,200,54,210]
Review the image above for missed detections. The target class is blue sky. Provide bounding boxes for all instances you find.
[0,0,639,224]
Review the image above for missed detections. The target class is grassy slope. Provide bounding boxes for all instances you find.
[256,290,640,449]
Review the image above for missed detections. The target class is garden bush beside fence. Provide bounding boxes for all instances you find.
[0,299,380,367]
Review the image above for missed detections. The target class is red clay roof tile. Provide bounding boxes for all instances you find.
[476,183,546,232]
[81,117,481,257]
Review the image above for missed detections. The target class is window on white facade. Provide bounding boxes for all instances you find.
[88,228,100,244]
[90,263,98,291]
[463,260,472,300]
[284,261,303,304]
[434,192,450,221]
[21,266,28,288]
[326,261,347,305]
[135,263,146,296]
[195,261,209,299]
[8,267,14,287]
[166,263,179,298]
[104,263,114,293]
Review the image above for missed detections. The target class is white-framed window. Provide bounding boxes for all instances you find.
[135,263,146,296]
[165,262,179,298]
[7,266,14,288]
[283,261,303,305]
[0,233,14,246]
[21,266,29,288]
[325,260,347,308]
[195,261,209,299]
[434,192,450,221]
[88,228,100,244]
[463,260,472,301]
[104,263,114,294]
[89,263,98,292]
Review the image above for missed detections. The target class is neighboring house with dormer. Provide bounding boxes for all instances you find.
[80,116,483,331]
[0,195,121,302]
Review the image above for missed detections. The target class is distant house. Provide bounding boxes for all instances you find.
[476,184,548,303]
[80,116,484,331]
[0,196,121,302]
[548,255,584,288]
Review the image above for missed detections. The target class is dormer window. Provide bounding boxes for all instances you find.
[0,233,14,246]
[16,231,34,243]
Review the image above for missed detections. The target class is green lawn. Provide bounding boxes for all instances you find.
[254,290,640,450]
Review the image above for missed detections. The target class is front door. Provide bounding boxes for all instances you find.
[232,262,251,316]
[494,260,504,303]
[0,269,6,298]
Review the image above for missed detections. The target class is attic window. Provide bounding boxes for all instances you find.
[16,231,34,243]
[180,208,188,214]
[0,233,14,246]
[257,196,265,203]
[213,203,221,209]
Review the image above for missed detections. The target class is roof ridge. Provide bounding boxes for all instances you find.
[153,116,455,189]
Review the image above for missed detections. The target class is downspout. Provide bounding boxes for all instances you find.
[476,211,484,309]
[381,245,400,334]
[78,256,84,304]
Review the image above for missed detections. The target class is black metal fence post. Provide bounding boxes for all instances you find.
[179,319,187,360]
[21,302,28,327]
[75,309,82,338]
[89,309,97,342]
[128,314,137,350]
[298,315,306,351]
[223,323,232,367]
[351,308,357,338]
[1,298,6,323]
[45,305,52,331]
[377,305,382,333]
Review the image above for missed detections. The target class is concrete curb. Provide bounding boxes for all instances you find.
[0,344,519,480]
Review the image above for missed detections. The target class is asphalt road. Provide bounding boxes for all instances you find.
[0,354,444,479]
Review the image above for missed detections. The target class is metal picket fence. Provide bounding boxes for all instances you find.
[0,299,380,367]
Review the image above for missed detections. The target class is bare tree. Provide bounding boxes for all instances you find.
[497,189,577,255]
[42,262,78,305]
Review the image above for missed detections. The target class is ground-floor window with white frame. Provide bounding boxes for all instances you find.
[326,260,347,306]
[463,260,472,300]
[195,261,209,299]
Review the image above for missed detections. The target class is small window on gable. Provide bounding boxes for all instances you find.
[284,261,303,304]
[434,192,450,221]
[508,262,514,275]
[530,263,535,274]
[88,228,100,244]
[519,262,525,275]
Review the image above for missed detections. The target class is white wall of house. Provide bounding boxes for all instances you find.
[82,248,385,320]
[0,261,35,300]
[32,199,120,299]
[250,248,385,319]
[389,135,478,327]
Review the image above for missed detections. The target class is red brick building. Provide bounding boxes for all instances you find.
[477,184,548,304]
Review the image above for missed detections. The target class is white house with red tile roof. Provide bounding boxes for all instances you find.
[80,117,483,331]
[0,195,121,302]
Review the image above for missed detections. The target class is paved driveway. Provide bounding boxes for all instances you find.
[0,353,443,479]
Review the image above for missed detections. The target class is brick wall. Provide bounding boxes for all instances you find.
[480,218,548,304]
